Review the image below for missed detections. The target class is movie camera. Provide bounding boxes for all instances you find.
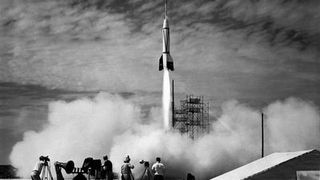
[139,160,149,165]
[139,160,146,164]
[40,156,50,164]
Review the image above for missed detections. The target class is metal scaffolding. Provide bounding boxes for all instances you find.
[172,95,210,139]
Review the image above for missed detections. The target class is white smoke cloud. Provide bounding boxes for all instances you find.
[10,94,320,180]
[9,93,144,177]
[265,98,320,152]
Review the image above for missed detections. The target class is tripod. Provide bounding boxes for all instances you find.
[40,161,54,180]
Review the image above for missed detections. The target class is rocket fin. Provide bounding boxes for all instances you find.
[167,54,174,71]
[159,55,163,71]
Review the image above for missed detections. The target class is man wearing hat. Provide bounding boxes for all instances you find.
[121,155,134,180]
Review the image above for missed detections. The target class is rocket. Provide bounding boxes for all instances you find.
[159,0,174,71]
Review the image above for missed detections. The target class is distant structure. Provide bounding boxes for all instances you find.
[172,91,210,139]
[0,165,17,178]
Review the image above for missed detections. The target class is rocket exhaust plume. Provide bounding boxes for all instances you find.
[162,69,171,129]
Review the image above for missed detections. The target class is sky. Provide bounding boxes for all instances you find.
[0,0,320,178]
[0,0,319,99]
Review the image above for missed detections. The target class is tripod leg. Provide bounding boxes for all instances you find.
[41,166,47,180]
[47,165,54,180]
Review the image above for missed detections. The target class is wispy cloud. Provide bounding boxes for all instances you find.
[0,0,319,105]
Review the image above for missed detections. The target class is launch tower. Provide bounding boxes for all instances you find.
[172,95,210,139]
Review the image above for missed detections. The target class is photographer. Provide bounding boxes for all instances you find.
[31,156,48,180]
[139,161,152,180]
[102,155,113,180]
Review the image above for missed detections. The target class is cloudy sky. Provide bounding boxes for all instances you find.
[0,0,320,167]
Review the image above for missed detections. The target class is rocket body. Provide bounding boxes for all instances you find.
[159,18,174,71]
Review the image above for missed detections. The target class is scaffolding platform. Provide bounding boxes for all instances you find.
[172,95,210,139]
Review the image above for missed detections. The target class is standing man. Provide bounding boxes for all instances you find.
[151,157,165,180]
[121,155,134,180]
[31,156,45,180]
[102,155,113,180]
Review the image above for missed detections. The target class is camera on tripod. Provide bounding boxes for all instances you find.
[40,156,50,165]
[35,156,53,180]
[139,160,149,164]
